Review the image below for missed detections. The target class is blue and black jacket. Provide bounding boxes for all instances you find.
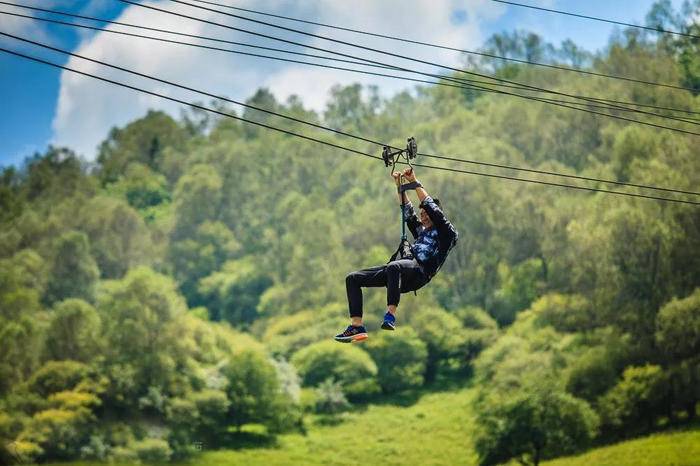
[403,196,458,280]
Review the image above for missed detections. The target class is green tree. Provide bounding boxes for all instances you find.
[43,299,101,363]
[221,350,297,432]
[79,196,152,278]
[0,252,44,395]
[97,110,187,183]
[364,328,428,393]
[655,288,700,360]
[198,256,273,326]
[314,378,351,414]
[43,231,99,305]
[97,267,189,409]
[474,385,599,466]
[598,364,670,435]
[408,308,467,383]
[291,340,379,399]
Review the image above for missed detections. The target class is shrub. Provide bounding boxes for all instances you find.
[29,360,90,397]
[364,328,427,393]
[656,288,700,360]
[474,386,599,466]
[222,350,298,433]
[43,298,101,363]
[291,340,379,399]
[109,445,138,463]
[132,438,173,463]
[598,364,670,435]
[79,434,110,460]
[408,308,467,383]
[314,378,351,414]
[566,345,622,402]
[262,305,346,358]
[530,293,595,332]
[20,408,94,461]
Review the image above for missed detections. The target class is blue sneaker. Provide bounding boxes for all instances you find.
[381,312,396,330]
[334,325,368,343]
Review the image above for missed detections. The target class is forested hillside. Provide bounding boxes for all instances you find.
[1,2,700,464]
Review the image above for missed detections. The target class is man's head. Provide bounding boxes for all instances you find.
[419,198,440,228]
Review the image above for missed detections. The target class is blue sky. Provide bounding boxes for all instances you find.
[0,0,685,167]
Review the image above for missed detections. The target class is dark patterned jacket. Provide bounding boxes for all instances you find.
[402,196,458,280]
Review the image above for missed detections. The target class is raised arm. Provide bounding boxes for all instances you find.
[402,168,450,230]
[392,171,422,239]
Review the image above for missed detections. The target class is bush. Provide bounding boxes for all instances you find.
[79,434,110,460]
[222,350,299,433]
[474,386,599,466]
[29,360,90,397]
[43,298,102,363]
[598,364,670,435]
[262,305,346,358]
[666,358,700,420]
[291,340,379,399]
[132,438,173,463]
[314,378,351,414]
[656,288,700,360]
[456,306,495,327]
[364,328,427,393]
[531,293,595,332]
[19,407,94,461]
[408,308,468,383]
[109,445,138,463]
[566,345,623,402]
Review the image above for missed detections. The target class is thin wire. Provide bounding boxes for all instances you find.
[5,2,699,118]
[6,10,698,128]
[117,0,700,135]
[492,0,700,40]
[2,45,698,206]
[0,30,387,148]
[0,9,393,70]
[189,0,698,93]
[128,0,700,118]
[5,28,699,198]
[0,48,380,161]
[411,161,700,205]
[5,27,699,198]
[417,152,700,197]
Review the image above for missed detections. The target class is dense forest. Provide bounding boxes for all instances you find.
[1,2,700,465]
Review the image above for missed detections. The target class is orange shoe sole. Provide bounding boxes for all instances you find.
[351,333,368,343]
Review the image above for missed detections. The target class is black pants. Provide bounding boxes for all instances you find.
[346,258,429,318]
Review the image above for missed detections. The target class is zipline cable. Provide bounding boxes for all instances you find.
[188,0,699,93]
[4,29,700,198]
[491,0,700,41]
[2,44,698,206]
[124,0,700,120]
[0,9,395,71]
[5,2,699,119]
[6,10,699,127]
[113,0,700,135]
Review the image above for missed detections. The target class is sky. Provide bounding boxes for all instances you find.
[0,0,686,167]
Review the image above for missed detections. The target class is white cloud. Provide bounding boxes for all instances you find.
[0,1,54,46]
[51,0,505,159]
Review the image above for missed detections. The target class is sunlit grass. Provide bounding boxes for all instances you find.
[543,428,700,466]
[47,387,699,466]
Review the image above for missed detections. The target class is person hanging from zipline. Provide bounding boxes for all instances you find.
[335,166,458,343]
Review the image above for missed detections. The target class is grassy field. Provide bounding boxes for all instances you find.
[47,386,700,466]
[543,429,700,466]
